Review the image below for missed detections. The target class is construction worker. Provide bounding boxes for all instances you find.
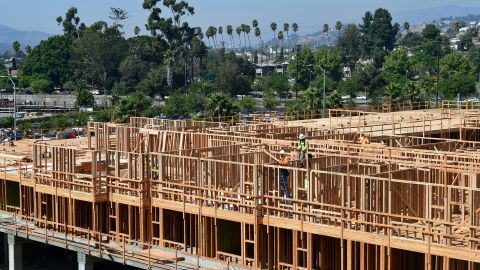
[298,133,308,166]
[279,150,291,198]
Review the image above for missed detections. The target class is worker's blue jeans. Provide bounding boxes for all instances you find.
[280,169,291,198]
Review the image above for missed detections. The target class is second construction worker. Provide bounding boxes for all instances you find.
[279,150,291,198]
[298,133,308,166]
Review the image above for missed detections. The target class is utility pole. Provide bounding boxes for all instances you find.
[295,44,301,99]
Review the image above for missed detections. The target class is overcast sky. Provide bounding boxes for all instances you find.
[1,0,480,36]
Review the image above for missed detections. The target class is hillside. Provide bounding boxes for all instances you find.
[0,24,51,52]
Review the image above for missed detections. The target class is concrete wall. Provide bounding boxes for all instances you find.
[1,94,112,107]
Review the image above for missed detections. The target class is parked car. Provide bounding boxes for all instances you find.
[341,95,350,100]
[356,95,367,100]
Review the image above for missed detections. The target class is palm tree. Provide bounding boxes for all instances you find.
[278,31,284,62]
[12,41,20,57]
[255,27,263,45]
[292,22,299,35]
[335,21,343,32]
[206,26,213,48]
[271,22,278,40]
[283,23,290,41]
[25,45,32,55]
[211,27,218,48]
[226,25,235,48]
[244,25,252,48]
[454,21,462,33]
[403,22,410,33]
[252,19,259,29]
[218,26,225,47]
[236,26,242,48]
[323,24,329,43]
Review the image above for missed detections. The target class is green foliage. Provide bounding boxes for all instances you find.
[360,8,398,65]
[337,76,362,98]
[263,90,279,111]
[141,105,163,118]
[439,72,476,99]
[135,68,167,97]
[119,55,151,92]
[235,97,256,113]
[314,47,342,80]
[76,89,95,107]
[264,74,290,98]
[384,82,403,103]
[93,110,112,122]
[355,64,385,98]
[440,51,472,79]
[20,35,73,86]
[326,92,343,109]
[30,79,53,93]
[72,26,129,91]
[336,24,362,67]
[52,116,69,129]
[302,87,322,111]
[113,92,153,122]
[383,49,411,83]
[287,47,315,90]
[418,76,437,100]
[206,92,238,117]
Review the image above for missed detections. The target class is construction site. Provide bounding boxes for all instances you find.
[2,102,480,270]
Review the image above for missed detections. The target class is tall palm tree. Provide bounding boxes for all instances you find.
[226,25,235,48]
[240,24,248,49]
[255,27,263,45]
[283,23,290,41]
[323,24,329,43]
[454,21,462,33]
[12,41,20,57]
[335,21,343,32]
[252,19,259,29]
[211,27,218,48]
[292,22,299,35]
[403,22,410,33]
[205,27,212,47]
[236,26,242,48]
[278,31,284,61]
[244,25,252,48]
[271,22,278,40]
[218,26,225,48]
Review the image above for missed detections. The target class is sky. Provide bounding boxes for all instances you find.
[1,0,480,36]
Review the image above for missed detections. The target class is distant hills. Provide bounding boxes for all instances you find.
[0,25,51,52]
[392,5,480,25]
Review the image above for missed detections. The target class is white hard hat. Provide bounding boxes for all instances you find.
[299,133,305,140]
[280,150,286,155]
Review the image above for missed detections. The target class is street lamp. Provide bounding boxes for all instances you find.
[1,75,17,141]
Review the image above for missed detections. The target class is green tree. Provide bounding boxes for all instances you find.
[383,49,411,83]
[143,0,200,89]
[326,92,343,109]
[263,90,279,111]
[21,35,73,87]
[206,92,238,117]
[135,67,167,97]
[302,86,322,111]
[440,51,472,79]
[314,47,342,80]
[12,41,20,56]
[76,89,95,107]
[439,72,476,99]
[336,24,362,68]
[418,76,436,100]
[113,92,153,122]
[337,75,362,98]
[287,47,315,90]
[384,82,403,103]
[235,96,256,113]
[56,7,85,38]
[72,24,129,92]
[119,55,151,92]
[30,79,53,93]
[356,64,385,98]
[264,74,290,98]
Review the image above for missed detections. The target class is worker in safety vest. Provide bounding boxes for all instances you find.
[298,133,308,166]
[279,150,291,198]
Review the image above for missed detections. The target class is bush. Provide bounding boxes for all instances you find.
[76,89,95,107]
[30,78,53,93]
